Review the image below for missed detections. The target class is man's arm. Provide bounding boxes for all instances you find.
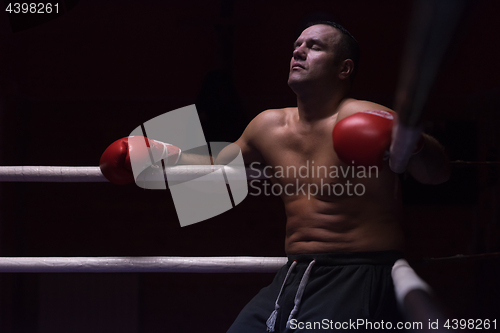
[215,111,271,166]
[406,134,450,185]
[176,151,212,165]
[175,110,270,166]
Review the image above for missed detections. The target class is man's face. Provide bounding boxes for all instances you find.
[288,24,342,89]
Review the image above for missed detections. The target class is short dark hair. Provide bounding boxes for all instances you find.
[303,20,360,81]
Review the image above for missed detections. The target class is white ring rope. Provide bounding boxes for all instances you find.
[0,256,287,273]
[0,256,437,322]
[0,166,268,182]
[0,166,106,182]
[0,256,431,309]
[392,259,432,304]
[0,254,483,274]
[0,161,488,182]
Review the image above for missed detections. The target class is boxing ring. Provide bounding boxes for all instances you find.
[0,1,485,331]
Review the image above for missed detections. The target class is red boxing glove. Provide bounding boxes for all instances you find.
[333,110,394,167]
[99,136,181,185]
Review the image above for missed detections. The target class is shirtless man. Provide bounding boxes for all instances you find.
[100,20,450,333]
[220,21,450,332]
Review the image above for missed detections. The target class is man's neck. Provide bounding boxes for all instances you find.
[296,89,347,123]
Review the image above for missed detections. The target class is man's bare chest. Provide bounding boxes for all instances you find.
[255,126,343,182]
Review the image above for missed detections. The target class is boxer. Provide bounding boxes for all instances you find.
[222,21,449,333]
[100,20,450,333]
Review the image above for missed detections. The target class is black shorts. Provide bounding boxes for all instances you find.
[227,251,405,332]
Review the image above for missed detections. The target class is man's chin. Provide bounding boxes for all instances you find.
[288,77,308,92]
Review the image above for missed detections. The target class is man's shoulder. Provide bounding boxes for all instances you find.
[239,107,294,144]
[251,107,296,128]
[337,98,395,122]
[255,107,295,121]
[234,107,294,163]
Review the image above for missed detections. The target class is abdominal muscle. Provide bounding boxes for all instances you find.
[281,178,405,255]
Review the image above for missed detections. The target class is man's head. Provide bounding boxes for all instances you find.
[309,20,360,80]
[288,20,360,95]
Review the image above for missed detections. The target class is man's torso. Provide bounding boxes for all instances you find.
[247,98,404,254]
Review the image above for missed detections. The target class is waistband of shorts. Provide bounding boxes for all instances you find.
[286,251,404,266]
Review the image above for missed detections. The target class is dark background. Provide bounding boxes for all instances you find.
[1,0,499,332]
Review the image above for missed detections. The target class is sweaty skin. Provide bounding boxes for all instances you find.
[228,99,404,255]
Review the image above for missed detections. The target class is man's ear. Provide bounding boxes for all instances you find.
[338,59,354,80]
